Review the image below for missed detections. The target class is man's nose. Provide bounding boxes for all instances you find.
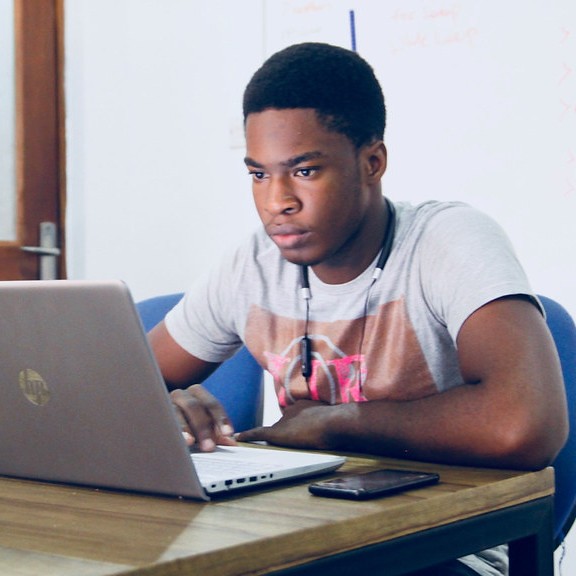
[266,176,300,215]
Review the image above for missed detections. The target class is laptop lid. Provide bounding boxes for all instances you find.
[0,280,344,499]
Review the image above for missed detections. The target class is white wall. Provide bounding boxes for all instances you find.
[65,0,264,301]
[0,0,16,240]
[64,1,575,572]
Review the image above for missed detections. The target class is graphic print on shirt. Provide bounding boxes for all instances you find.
[244,299,436,407]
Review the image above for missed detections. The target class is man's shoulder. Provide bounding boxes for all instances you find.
[227,227,286,276]
[240,227,281,260]
[395,200,495,241]
[396,199,474,221]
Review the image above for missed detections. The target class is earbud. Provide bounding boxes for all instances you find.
[298,199,396,383]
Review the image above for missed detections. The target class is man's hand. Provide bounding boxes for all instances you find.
[149,322,236,452]
[171,384,236,452]
[236,400,335,449]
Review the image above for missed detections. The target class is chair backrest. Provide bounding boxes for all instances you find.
[136,293,264,432]
[539,295,576,547]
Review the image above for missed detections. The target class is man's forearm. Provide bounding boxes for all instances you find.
[239,377,565,470]
[322,384,562,469]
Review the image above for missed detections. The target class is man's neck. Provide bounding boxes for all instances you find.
[311,196,391,285]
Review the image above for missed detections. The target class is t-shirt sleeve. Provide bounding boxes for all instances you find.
[164,247,244,363]
[417,205,541,343]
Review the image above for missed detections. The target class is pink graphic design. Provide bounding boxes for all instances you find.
[245,299,437,408]
[266,349,368,407]
[326,355,367,403]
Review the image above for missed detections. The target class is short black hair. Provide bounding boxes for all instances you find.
[243,42,386,148]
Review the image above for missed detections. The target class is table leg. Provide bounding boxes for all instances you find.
[508,497,554,576]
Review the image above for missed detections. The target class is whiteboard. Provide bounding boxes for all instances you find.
[264,0,576,315]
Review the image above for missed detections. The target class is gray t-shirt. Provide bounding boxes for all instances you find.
[167,200,537,407]
[166,200,537,576]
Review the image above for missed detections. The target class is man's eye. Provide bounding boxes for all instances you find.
[296,167,317,178]
[249,171,266,180]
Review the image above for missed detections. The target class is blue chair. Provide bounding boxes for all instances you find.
[539,295,576,548]
[136,293,264,432]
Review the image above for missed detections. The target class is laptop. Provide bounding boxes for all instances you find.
[0,279,344,500]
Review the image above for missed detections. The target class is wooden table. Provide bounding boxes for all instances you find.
[0,453,554,576]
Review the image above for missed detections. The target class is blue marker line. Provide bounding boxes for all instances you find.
[349,9,357,52]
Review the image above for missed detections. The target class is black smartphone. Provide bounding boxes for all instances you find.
[308,469,440,500]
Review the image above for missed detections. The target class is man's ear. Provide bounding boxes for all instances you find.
[363,141,387,183]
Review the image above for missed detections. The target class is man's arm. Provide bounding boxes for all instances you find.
[149,321,236,451]
[149,321,220,387]
[238,297,569,469]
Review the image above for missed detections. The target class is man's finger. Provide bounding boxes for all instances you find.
[170,385,235,451]
[235,426,270,443]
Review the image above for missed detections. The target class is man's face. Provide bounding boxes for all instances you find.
[244,108,378,280]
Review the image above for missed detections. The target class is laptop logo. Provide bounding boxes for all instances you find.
[19,369,51,406]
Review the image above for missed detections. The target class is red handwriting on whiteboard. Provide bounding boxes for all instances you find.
[560,27,572,43]
[559,62,573,86]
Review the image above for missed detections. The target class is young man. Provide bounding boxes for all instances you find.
[150,43,567,576]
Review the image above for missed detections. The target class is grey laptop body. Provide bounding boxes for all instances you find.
[0,280,344,500]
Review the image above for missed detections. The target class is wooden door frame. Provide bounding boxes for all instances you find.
[0,0,66,279]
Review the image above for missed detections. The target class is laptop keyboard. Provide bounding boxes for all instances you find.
[191,452,279,483]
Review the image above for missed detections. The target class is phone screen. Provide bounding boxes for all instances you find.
[309,469,439,500]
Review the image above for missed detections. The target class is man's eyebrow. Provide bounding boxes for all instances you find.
[244,156,264,168]
[244,151,326,169]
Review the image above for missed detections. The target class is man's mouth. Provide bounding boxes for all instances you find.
[268,225,311,251]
